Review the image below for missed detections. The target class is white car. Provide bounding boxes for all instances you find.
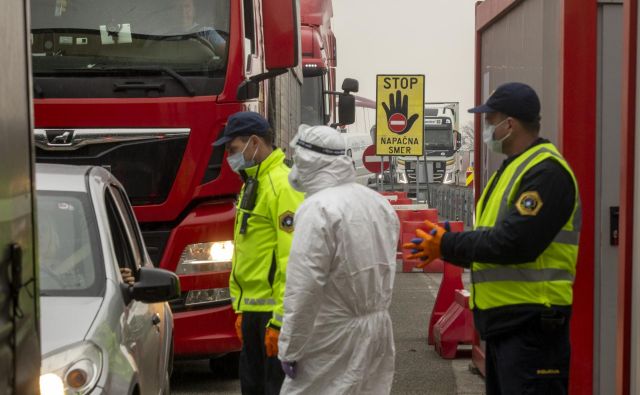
[37,164,179,395]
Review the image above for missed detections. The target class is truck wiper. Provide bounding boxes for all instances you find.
[55,65,196,96]
[102,65,196,96]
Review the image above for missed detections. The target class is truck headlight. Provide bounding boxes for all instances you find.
[40,342,102,395]
[176,241,234,275]
[185,287,231,306]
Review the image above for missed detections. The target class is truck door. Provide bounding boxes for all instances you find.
[0,0,40,394]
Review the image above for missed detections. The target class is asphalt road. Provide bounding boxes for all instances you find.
[171,272,485,395]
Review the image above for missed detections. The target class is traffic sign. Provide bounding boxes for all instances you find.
[363,145,390,173]
[376,74,425,156]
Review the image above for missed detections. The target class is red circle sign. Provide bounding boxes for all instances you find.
[388,113,406,133]
[363,145,390,173]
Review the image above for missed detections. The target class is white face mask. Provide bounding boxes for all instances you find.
[482,118,511,154]
[227,137,258,173]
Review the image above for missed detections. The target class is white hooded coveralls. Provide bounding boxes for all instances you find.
[279,126,400,394]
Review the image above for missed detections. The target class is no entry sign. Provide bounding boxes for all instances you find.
[363,145,390,173]
[376,74,425,156]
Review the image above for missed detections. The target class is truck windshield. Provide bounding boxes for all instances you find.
[30,0,230,78]
[301,76,325,125]
[425,127,453,150]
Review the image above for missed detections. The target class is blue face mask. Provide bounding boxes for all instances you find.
[227,138,258,173]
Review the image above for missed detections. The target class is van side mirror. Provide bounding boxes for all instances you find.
[262,0,300,70]
[129,267,180,304]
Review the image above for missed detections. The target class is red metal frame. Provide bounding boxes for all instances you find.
[618,0,637,393]
[474,1,597,393]
[561,3,597,394]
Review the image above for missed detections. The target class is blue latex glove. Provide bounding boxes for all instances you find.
[281,361,297,379]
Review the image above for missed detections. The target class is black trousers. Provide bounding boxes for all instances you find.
[239,312,284,395]
[485,312,570,395]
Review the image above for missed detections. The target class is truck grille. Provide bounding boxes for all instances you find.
[35,128,189,206]
[405,161,445,183]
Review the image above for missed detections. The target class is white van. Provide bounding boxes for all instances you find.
[343,131,373,185]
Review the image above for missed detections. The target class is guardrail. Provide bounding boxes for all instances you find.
[428,184,474,228]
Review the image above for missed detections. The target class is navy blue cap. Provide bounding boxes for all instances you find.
[213,111,270,146]
[468,82,541,122]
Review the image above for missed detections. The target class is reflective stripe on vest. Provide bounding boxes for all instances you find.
[472,267,575,284]
[244,297,276,306]
[471,143,580,310]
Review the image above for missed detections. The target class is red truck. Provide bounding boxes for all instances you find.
[29,0,355,364]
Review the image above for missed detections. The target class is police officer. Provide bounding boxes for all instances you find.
[405,82,580,394]
[213,112,304,394]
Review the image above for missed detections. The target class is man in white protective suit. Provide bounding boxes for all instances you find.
[278,125,400,395]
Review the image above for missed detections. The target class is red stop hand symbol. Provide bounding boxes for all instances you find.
[382,90,419,135]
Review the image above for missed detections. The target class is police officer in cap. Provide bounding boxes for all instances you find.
[405,82,580,394]
[214,112,304,394]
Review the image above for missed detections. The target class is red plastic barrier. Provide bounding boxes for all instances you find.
[433,289,475,359]
[380,191,408,200]
[472,330,486,376]
[400,221,429,272]
[392,198,413,205]
[395,208,438,229]
[427,221,464,343]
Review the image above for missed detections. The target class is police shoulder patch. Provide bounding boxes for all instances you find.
[279,211,295,233]
[516,191,543,216]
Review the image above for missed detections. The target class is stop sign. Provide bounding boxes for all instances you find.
[363,145,390,173]
[388,113,406,133]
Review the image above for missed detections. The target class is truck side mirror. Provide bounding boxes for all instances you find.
[341,78,359,94]
[455,131,462,150]
[262,0,300,70]
[338,94,356,126]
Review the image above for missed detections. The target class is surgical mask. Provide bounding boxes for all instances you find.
[483,118,511,154]
[227,138,258,173]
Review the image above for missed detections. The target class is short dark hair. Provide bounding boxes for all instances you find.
[238,128,274,145]
[518,116,541,133]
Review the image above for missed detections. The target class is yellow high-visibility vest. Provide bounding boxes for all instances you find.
[230,149,304,327]
[471,143,580,311]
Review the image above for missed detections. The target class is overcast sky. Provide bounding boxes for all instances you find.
[332,0,478,126]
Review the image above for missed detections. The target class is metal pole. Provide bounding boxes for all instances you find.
[424,155,431,207]
[378,156,384,192]
[415,156,420,203]
[390,157,395,192]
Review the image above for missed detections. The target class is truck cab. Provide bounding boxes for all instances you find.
[401,103,462,185]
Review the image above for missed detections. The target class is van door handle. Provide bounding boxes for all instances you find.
[152,313,161,326]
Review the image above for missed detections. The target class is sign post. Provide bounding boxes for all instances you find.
[376,74,425,200]
[363,145,391,192]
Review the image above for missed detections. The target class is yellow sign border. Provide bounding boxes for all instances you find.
[375,74,425,157]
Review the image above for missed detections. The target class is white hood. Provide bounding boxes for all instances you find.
[289,125,356,195]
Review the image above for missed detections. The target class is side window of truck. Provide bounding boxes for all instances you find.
[243,0,256,58]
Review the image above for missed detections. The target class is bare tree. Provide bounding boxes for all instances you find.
[460,120,474,151]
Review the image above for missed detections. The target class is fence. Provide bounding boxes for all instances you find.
[428,184,475,229]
